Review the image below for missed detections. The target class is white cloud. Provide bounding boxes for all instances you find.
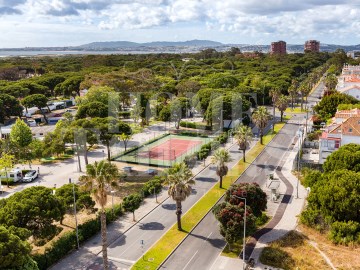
[2,0,360,46]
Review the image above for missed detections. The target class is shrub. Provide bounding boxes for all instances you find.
[329,221,360,245]
[2,178,15,186]
[216,132,228,144]
[184,153,198,168]
[180,121,196,129]
[300,207,330,232]
[142,178,162,197]
[119,111,131,119]
[177,131,208,137]
[210,140,220,150]
[302,169,322,188]
[64,148,74,155]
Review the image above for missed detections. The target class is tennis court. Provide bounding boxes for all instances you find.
[114,134,210,167]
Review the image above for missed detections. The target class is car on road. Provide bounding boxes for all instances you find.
[22,170,38,182]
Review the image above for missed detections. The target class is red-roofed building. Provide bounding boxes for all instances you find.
[319,114,360,163]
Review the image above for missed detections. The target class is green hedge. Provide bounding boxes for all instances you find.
[176,131,208,138]
[1,178,16,186]
[119,111,131,119]
[180,121,196,129]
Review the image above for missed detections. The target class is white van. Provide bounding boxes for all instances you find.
[0,168,23,182]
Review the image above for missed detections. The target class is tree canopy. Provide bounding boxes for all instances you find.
[0,186,65,238]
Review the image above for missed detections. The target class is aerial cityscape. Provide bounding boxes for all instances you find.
[0,1,360,270]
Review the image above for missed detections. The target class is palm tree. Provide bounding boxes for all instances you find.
[275,95,289,122]
[234,124,253,162]
[164,162,194,231]
[252,106,271,145]
[298,83,307,111]
[79,160,120,270]
[211,148,232,189]
[269,88,281,131]
[288,79,298,109]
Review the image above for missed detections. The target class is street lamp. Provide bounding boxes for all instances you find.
[296,130,303,199]
[69,178,80,249]
[231,194,247,270]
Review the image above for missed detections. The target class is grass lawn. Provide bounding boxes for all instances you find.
[131,120,287,270]
[39,154,74,164]
[283,107,308,113]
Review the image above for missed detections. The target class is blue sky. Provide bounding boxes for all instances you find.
[1,0,360,48]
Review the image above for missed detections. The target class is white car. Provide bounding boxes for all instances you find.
[22,170,38,183]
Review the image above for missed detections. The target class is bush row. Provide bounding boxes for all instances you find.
[183,132,228,167]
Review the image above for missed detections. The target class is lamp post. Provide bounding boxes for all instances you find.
[296,130,302,199]
[69,178,80,249]
[231,194,247,270]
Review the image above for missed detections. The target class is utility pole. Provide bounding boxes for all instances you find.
[69,178,80,249]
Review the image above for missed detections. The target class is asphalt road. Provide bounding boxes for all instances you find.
[105,140,253,269]
[159,118,302,270]
[159,79,327,270]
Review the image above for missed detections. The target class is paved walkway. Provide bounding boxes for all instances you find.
[209,136,307,270]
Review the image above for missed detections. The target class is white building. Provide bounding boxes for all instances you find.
[337,65,360,100]
[338,85,360,100]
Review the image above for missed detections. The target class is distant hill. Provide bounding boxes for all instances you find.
[77,39,223,49]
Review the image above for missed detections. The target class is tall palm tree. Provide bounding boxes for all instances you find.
[252,106,271,145]
[79,160,120,270]
[288,79,298,109]
[234,124,253,162]
[298,83,308,111]
[269,88,281,131]
[275,95,289,122]
[164,162,194,231]
[211,148,232,189]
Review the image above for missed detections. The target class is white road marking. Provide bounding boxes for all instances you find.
[108,257,136,264]
[182,250,199,270]
[204,232,213,243]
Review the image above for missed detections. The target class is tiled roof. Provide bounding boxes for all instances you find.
[335,108,360,119]
[340,116,360,136]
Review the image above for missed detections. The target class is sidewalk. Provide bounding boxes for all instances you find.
[50,137,240,270]
[209,141,307,270]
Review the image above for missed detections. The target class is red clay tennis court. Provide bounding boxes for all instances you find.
[138,138,202,161]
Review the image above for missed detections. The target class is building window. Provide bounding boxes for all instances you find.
[335,141,340,149]
[349,128,353,132]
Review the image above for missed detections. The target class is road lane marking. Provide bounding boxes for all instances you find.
[108,257,136,264]
[182,250,198,270]
[203,232,213,243]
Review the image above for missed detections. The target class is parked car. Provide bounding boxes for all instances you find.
[22,170,38,183]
